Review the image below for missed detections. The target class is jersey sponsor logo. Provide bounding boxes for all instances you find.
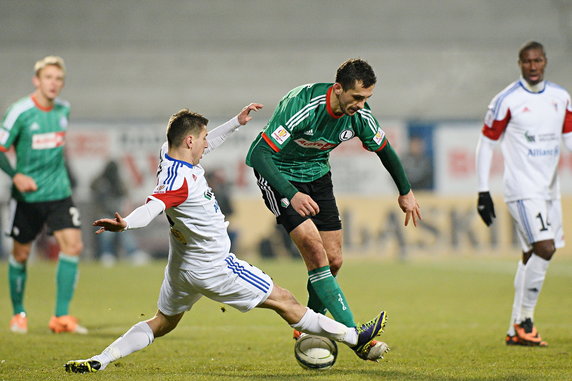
[31,131,65,149]
[524,131,536,142]
[0,129,9,145]
[373,128,385,145]
[339,129,354,141]
[271,126,290,144]
[527,146,559,157]
[293,138,336,150]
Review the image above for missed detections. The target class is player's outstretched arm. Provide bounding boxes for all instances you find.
[93,212,127,234]
[93,198,164,234]
[236,103,263,125]
[398,190,421,227]
[205,103,264,154]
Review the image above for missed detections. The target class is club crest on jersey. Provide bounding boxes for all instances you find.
[59,117,68,129]
[339,129,355,141]
[271,126,290,144]
[155,184,167,193]
[373,128,385,145]
[204,188,214,200]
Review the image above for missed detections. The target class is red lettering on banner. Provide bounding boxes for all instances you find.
[449,150,473,177]
[67,131,110,157]
[123,155,144,186]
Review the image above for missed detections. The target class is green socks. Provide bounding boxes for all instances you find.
[306,278,327,315]
[55,253,79,317]
[8,256,26,315]
[308,266,355,327]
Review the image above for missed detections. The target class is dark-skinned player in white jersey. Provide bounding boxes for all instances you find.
[246,59,421,359]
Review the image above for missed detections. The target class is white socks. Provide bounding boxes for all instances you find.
[507,254,550,335]
[91,321,154,370]
[507,261,525,336]
[521,254,549,320]
[290,307,358,346]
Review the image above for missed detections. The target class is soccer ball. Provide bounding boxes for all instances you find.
[294,334,338,370]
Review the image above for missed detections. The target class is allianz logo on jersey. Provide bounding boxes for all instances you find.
[528,145,559,157]
[294,138,336,150]
[32,131,65,150]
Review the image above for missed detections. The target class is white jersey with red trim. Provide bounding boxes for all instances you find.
[148,152,231,270]
[481,79,572,201]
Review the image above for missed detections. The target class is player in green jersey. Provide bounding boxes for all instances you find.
[246,59,421,360]
[0,56,87,334]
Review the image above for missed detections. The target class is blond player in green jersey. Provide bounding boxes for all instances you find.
[0,56,87,334]
[246,59,421,360]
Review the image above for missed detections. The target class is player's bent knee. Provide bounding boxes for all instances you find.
[12,243,32,262]
[328,257,343,275]
[533,240,555,261]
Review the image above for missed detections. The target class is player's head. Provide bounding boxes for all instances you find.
[332,59,376,116]
[167,109,209,164]
[518,41,547,86]
[32,56,66,102]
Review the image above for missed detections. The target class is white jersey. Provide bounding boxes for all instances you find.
[481,79,572,201]
[148,151,231,270]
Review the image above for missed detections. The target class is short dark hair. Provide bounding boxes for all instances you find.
[335,58,376,90]
[166,109,209,148]
[519,41,546,61]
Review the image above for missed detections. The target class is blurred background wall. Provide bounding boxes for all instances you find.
[1,0,572,260]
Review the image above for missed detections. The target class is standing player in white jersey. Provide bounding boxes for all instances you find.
[64,105,389,374]
[476,41,572,346]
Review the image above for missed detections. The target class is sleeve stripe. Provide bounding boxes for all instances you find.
[375,138,388,152]
[3,98,34,131]
[261,133,281,152]
[563,107,572,134]
[151,178,189,209]
[482,108,511,140]
[357,109,378,134]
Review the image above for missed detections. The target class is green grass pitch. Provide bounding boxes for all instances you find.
[0,257,571,380]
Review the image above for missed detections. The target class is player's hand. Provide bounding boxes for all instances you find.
[237,103,264,125]
[290,192,320,217]
[398,190,422,227]
[93,212,128,234]
[477,191,495,226]
[12,173,38,193]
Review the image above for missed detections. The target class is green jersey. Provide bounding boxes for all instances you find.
[0,96,72,202]
[246,83,387,183]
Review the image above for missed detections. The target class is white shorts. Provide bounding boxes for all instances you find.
[157,253,273,316]
[507,199,565,252]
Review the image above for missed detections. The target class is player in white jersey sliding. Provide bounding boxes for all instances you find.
[64,105,389,374]
[476,41,572,347]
